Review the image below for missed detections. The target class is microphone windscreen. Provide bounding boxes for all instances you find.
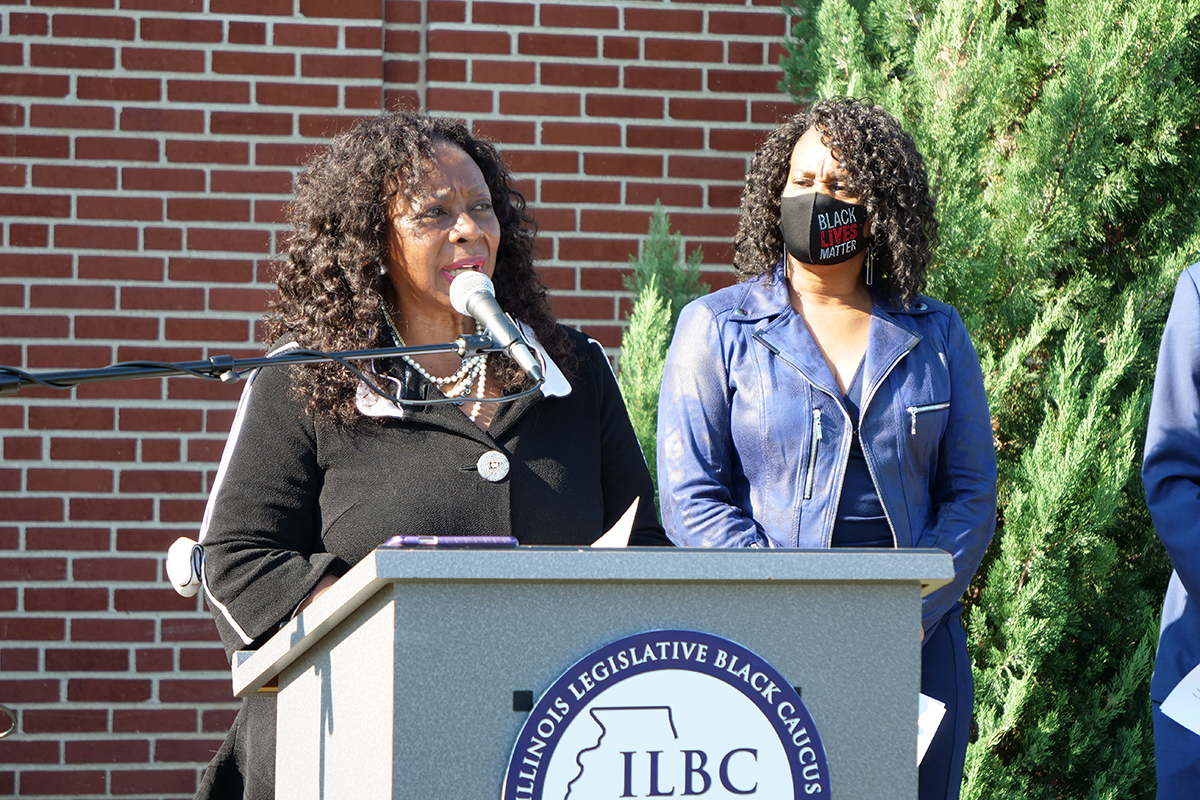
[449,271,494,317]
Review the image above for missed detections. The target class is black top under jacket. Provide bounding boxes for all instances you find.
[194,326,667,800]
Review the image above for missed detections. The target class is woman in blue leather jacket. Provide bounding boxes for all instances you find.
[657,98,997,800]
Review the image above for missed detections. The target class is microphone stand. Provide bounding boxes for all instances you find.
[0,334,542,403]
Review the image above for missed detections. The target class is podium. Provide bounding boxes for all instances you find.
[231,547,953,798]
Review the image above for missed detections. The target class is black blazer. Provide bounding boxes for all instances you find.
[202,326,666,658]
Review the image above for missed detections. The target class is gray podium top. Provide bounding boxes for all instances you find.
[232,546,953,697]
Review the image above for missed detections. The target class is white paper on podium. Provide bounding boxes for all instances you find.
[1161,663,1200,734]
[917,692,946,765]
[591,497,639,548]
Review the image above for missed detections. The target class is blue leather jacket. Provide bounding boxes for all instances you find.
[657,267,998,632]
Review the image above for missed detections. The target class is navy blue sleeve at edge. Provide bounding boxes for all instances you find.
[1143,266,1200,600]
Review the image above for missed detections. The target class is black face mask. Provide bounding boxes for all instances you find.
[779,192,867,265]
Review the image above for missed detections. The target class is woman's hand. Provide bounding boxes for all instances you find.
[297,573,339,614]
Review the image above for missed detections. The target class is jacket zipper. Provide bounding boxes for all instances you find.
[845,339,920,548]
[906,402,951,434]
[804,408,822,500]
[754,329,917,548]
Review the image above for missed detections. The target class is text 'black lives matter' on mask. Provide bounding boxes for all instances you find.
[780,192,867,266]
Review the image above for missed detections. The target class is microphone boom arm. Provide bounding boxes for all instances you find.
[0,335,540,407]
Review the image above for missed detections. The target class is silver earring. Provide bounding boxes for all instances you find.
[864,246,875,286]
[378,263,387,277]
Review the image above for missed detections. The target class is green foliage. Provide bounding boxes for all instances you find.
[617,276,673,487]
[622,201,709,331]
[617,203,710,498]
[781,0,1200,795]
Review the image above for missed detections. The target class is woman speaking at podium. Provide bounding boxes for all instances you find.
[192,111,666,799]
[656,99,997,800]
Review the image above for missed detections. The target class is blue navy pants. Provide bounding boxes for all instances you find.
[1154,702,1200,798]
[919,610,973,800]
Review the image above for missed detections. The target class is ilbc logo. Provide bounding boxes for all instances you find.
[503,630,831,799]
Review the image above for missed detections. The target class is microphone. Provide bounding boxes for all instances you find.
[450,272,545,383]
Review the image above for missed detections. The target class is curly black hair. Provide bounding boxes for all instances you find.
[265,110,574,426]
[733,98,937,307]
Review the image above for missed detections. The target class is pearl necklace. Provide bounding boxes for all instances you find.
[461,351,487,423]
[383,306,489,422]
[436,353,489,424]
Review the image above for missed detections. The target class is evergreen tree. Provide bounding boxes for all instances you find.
[622,201,709,330]
[617,276,673,487]
[617,203,709,496]
[781,0,1200,796]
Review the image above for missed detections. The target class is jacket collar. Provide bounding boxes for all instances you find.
[728,264,791,323]
[745,262,922,400]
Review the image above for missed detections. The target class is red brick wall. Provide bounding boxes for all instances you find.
[0,1,793,796]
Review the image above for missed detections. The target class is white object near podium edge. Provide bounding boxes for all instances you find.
[231,547,953,798]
